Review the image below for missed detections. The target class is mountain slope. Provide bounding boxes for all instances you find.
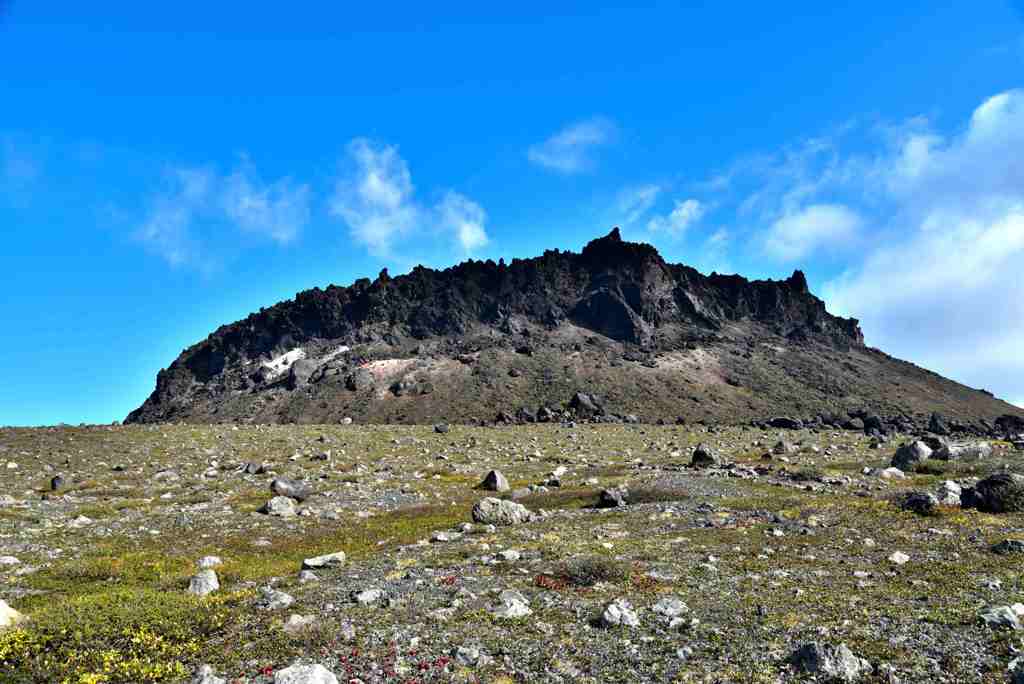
[127,229,1022,432]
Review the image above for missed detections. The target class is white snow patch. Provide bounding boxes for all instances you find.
[262,348,306,379]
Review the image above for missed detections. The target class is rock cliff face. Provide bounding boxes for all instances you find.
[127,229,1020,430]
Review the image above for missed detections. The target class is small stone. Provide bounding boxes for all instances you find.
[197,556,222,569]
[274,663,339,684]
[601,598,640,628]
[981,605,1022,630]
[490,590,532,619]
[191,664,226,684]
[298,570,319,583]
[271,477,312,502]
[878,467,906,480]
[454,645,480,666]
[888,551,910,565]
[257,586,295,611]
[652,597,688,619]
[352,588,383,605]
[302,552,346,569]
[282,614,318,634]
[431,531,463,543]
[260,496,297,517]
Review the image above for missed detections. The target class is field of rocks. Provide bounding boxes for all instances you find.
[2,422,1024,683]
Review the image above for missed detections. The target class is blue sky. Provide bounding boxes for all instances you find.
[2,1,1023,425]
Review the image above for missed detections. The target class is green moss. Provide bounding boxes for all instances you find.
[0,589,246,684]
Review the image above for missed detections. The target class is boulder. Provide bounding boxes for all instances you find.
[935,480,962,506]
[0,600,25,629]
[690,443,720,468]
[769,417,803,430]
[992,539,1024,555]
[471,497,533,526]
[479,470,510,492]
[259,496,297,517]
[287,359,318,389]
[933,442,992,461]
[900,492,938,515]
[891,441,932,471]
[963,473,1024,513]
[569,392,604,417]
[302,552,346,569]
[188,569,220,596]
[598,487,628,508]
[271,477,312,502]
[928,412,951,436]
[789,642,871,682]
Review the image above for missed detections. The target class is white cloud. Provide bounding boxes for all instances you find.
[764,203,862,262]
[330,138,489,256]
[617,184,662,225]
[223,165,310,244]
[527,117,615,173]
[329,138,419,257]
[647,198,705,236]
[137,162,309,268]
[822,90,1024,404]
[438,191,489,252]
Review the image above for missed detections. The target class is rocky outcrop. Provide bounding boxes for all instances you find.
[126,229,1022,428]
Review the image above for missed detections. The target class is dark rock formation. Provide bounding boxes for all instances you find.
[126,229,1023,428]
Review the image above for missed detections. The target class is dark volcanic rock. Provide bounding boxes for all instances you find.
[691,443,720,468]
[124,229,1024,427]
[964,473,1024,514]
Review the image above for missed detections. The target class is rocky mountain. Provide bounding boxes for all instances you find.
[127,228,1022,433]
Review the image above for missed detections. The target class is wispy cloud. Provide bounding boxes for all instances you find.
[328,138,419,257]
[330,138,490,257]
[764,203,862,262]
[646,198,705,237]
[438,190,489,251]
[527,117,616,173]
[616,184,662,225]
[136,161,310,269]
[223,162,310,245]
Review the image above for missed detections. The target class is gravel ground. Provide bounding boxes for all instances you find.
[1,423,1023,683]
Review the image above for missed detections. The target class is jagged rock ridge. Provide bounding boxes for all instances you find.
[127,229,1021,431]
